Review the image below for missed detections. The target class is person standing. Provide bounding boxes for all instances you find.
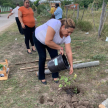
[33,18,75,85]
[54,3,62,20]
[7,4,23,35]
[18,0,36,54]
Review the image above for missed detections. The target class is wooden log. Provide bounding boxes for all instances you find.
[28,67,48,72]
[20,64,47,70]
[14,58,50,65]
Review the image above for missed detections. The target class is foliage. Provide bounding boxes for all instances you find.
[34,0,40,7]
[94,0,103,9]
[61,0,71,6]
[3,3,11,7]
[32,5,36,11]
[74,0,94,8]
[37,4,46,14]
[59,74,77,88]
[0,64,3,69]
[36,4,51,18]
[76,20,92,32]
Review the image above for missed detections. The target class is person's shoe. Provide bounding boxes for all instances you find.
[41,80,47,85]
[53,78,59,83]
[32,49,36,52]
[27,50,32,54]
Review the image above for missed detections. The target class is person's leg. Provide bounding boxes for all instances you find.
[15,17,23,34]
[30,26,35,51]
[32,32,46,80]
[46,46,59,79]
[23,25,31,52]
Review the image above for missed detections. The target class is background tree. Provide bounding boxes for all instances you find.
[34,0,40,7]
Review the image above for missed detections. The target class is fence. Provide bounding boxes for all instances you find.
[63,1,108,38]
[0,6,12,13]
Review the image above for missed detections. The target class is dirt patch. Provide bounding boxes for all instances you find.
[39,95,45,104]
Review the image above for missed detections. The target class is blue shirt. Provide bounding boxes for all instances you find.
[54,7,62,20]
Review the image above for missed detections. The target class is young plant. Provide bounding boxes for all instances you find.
[59,74,77,88]
[73,87,78,94]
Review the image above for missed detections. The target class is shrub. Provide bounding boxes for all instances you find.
[37,4,46,14]
[102,24,108,38]
[76,20,92,31]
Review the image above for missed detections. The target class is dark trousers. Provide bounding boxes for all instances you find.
[15,17,23,34]
[23,25,35,49]
[32,32,59,80]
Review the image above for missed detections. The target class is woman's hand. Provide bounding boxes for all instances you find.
[21,23,25,29]
[69,66,73,75]
[59,47,64,55]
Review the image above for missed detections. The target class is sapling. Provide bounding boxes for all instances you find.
[59,74,77,88]
[59,74,78,94]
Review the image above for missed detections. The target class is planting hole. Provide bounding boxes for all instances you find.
[63,87,80,96]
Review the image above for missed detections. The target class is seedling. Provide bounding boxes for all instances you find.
[73,87,78,94]
[59,74,77,88]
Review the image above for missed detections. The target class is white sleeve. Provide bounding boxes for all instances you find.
[47,19,61,32]
[64,36,71,44]
[11,8,15,14]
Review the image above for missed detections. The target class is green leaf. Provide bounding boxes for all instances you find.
[59,84,63,88]
[64,77,68,82]
[60,76,65,80]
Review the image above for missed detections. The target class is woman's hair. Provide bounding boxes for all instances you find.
[55,3,59,8]
[61,18,75,29]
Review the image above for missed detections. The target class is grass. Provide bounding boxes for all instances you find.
[0,12,10,14]
[0,9,108,107]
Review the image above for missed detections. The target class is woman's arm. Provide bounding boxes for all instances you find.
[18,10,25,29]
[65,43,73,74]
[45,26,63,50]
[7,13,13,18]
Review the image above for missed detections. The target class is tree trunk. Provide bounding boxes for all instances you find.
[98,0,106,37]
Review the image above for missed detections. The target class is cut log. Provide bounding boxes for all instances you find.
[36,61,100,76]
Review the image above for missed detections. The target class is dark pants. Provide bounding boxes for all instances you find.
[32,32,59,80]
[15,17,23,34]
[23,25,35,49]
